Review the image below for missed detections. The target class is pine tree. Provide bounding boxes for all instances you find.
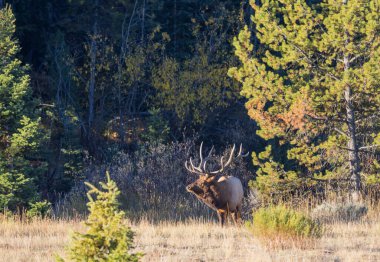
[0,5,47,211]
[229,0,380,199]
[60,172,142,262]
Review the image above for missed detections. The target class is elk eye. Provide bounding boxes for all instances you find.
[191,185,203,195]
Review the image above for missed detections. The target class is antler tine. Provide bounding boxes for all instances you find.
[185,160,192,172]
[210,156,225,174]
[203,160,208,172]
[207,146,214,158]
[193,141,205,171]
[196,141,204,170]
[237,143,243,156]
[185,160,203,175]
[209,144,235,175]
[222,144,236,168]
[186,143,245,176]
[199,141,203,163]
[237,143,249,157]
[190,157,203,172]
[201,144,248,175]
[202,145,214,171]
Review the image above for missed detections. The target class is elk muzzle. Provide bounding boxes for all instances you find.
[186,183,203,195]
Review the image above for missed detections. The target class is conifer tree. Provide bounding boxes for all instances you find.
[0,5,46,211]
[60,172,142,261]
[229,0,380,198]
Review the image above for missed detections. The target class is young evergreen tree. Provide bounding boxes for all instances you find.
[0,5,47,211]
[229,1,380,199]
[59,172,142,261]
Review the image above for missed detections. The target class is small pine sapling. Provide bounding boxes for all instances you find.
[57,171,142,261]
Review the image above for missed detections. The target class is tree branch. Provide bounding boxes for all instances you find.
[306,114,347,123]
[359,145,380,150]
[337,145,379,154]
[334,128,349,138]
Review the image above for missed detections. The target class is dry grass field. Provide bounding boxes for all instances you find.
[0,216,379,262]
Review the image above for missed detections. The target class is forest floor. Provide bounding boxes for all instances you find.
[0,217,379,262]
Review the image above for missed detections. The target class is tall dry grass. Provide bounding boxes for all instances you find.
[0,217,82,262]
[0,215,379,261]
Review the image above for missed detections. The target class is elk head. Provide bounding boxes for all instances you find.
[185,142,248,226]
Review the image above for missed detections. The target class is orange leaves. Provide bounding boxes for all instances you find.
[246,99,283,140]
[246,92,314,140]
[277,93,313,132]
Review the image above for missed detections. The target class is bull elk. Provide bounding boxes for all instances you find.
[185,143,248,226]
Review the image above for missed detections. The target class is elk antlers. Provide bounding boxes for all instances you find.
[185,142,214,175]
[185,143,249,176]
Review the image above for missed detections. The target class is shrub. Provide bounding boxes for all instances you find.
[57,171,142,261]
[311,202,368,223]
[56,140,252,221]
[247,205,322,248]
[26,200,52,219]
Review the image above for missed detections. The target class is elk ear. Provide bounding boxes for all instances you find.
[205,175,217,183]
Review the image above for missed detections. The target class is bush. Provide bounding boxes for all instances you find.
[247,205,322,248]
[57,171,142,261]
[56,140,253,221]
[311,202,368,223]
[26,200,52,219]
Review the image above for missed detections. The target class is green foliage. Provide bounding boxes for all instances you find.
[0,172,35,211]
[26,200,52,219]
[247,205,322,240]
[229,0,380,198]
[152,3,242,127]
[3,0,248,199]
[6,116,42,156]
[250,145,314,202]
[60,171,142,262]
[0,5,47,212]
[141,109,170,144]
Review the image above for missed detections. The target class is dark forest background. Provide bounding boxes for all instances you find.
[1,0,262,215]
[2,0,380,217]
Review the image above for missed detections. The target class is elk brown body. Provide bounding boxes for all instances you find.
[186,174,243,225]
[185,143,248,226]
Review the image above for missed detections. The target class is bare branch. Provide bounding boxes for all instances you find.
[359,145,380,150]
[334,128,349,138]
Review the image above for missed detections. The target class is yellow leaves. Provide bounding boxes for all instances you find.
[161,32,171,42]
[152,57,178,92]
[364,173,380,186]
[153,45,237,125]
[232,26,254,62]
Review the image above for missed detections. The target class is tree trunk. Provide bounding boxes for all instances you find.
[88,23,97,138]
[88,0,99,149]
[344,55,361,197]
[344,86,361,192]
[342,0,361,198]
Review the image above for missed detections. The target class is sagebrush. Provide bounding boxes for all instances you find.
[247,205,322,248]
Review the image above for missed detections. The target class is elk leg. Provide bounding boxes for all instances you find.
[231,211,237,226]
[217,210,227,226]
[236,204,242,225]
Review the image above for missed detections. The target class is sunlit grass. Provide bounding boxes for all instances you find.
[0,214,379,261]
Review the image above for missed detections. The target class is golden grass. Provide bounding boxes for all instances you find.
[0,217,379,261]
[0,218,82,262]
